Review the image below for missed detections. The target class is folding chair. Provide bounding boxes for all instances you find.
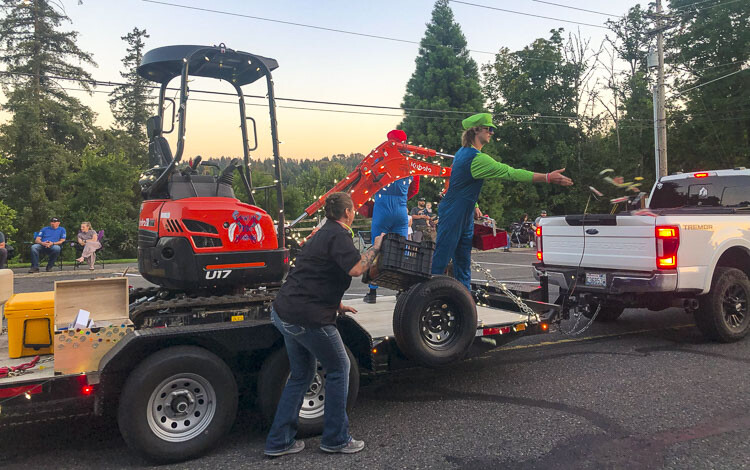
[26,231,64,271]
[71,230,106,270]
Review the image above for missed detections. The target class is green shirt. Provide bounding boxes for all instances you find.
[470,152,534,182]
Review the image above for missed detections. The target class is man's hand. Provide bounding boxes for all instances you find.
[474,206,482,219]
[549,168,573,186]
[338,302,358,315]
[372,232,385,250]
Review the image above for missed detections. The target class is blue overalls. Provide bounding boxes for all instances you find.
[431,147,483,291]
[369,177,412,290]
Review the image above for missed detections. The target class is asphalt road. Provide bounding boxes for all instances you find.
[2,249,749,469]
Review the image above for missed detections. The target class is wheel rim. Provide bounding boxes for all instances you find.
[289,364,326,420]
[147,373,216,442]
[419,299,462,350]
[721,283,748,330]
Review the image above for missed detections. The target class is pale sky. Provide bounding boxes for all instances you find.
[8,0,644,159]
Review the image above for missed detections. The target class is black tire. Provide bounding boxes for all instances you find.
[393,275,477,367]
[117,346,238,464]
[694,267,750,342]
[257,344,359,437]
[582,300,625,322]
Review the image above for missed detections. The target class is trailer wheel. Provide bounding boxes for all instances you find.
[393,275,477,367]
[258,344,359,437]
[117,346,238,463]
[582,301,625,322]
[695,267,750,342]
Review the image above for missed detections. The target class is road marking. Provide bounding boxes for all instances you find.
[492,324,695,352]
[474,261,534,268]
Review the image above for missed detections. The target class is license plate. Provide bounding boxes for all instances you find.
[585,273,607,287]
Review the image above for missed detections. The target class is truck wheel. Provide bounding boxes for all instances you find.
[695,267,750,342]
[117,346,238,464]
[258,345,359,437]
[393,275,477,367]
[582,301,625,322]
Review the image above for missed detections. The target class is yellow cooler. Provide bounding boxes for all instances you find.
[5,291,55,358]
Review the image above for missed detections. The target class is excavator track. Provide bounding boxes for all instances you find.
[129,289,277,328]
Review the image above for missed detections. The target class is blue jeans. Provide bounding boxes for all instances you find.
[30,244,61,268]
[265,309,351,453]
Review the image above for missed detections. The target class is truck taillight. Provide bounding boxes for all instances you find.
[655,225,679,269]
[536,226,543,262]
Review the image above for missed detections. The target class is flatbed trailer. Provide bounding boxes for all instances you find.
[0,288,550,463]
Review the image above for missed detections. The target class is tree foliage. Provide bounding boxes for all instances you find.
[108,27,153,146]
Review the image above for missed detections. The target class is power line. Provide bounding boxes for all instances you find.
[140,0,508,58]
[140,0,584,65]
[448,0,609,29]
[1,70,610,121]
[529,0,618,17]
[677,68,748,94]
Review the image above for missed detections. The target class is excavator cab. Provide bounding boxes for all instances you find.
[136,44,288,292]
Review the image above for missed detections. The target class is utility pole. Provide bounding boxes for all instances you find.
[656,0,668,178]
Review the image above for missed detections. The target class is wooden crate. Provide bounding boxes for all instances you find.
[54,277,129,329]
[53,277,131,375]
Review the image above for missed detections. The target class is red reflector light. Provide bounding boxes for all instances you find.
[693,172,709,178]
[535,227,541,237]
[536,251,543,261]
[0,384,42,399]
[483,327,501,336]
[541,323,549,331]
[500,326,511,334]
[82,385,94,395]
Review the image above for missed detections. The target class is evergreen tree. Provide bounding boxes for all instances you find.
[109,27,153,144]
[0,0,97,240]
[399,0,484,204]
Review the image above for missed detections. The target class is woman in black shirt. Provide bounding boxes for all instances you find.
[265,192,383,457]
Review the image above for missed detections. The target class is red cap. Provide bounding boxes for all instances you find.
[387,129,407,143]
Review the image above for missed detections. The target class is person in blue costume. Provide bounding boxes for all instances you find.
[363,129,420,304]
[431,113,573,291]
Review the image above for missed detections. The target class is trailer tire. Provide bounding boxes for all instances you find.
[582,301,625,322]
[117,346,238,464]
[393,276,477,367]
[258,344,359,437]
[695,267,750,342]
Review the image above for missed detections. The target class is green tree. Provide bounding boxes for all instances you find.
[108,27,154,146]
[61,148,141,257]
[481,30,582,223]
[0,0,97,242]
[398,0,485,204]
[667,0,750,170]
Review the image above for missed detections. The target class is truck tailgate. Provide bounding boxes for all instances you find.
[541,214,657,270]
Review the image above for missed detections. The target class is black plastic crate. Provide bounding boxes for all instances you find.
[363,233,435,291]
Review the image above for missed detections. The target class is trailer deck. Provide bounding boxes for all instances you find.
[344,295,533,338]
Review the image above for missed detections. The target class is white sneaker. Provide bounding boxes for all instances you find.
[265,440,305,457]
[321,437,365,454]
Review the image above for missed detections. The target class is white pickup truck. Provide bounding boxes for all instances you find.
[533,169,750,342]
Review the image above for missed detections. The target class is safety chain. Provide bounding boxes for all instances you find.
[471,260,538,321]
[557,302,601,336]
[1,356,54,378]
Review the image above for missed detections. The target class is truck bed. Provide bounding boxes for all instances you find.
[346,296,532,338]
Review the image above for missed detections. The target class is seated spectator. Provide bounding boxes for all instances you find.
[29,217,66,273]
[0,231,7,269]
[75,222,101,270]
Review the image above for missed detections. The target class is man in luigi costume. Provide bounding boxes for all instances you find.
[431,113,573,290]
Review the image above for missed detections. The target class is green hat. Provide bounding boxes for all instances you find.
[462,113,496,130]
